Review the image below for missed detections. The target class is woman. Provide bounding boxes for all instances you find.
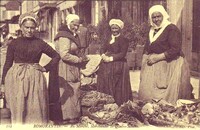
[53,14,87,124]
[138,5,193,105]
[0,13,60,124]
[97,19,133,106]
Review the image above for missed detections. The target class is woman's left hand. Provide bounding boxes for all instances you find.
[102,54,112,62]
[147,53,165,65]
[33,64,47,72]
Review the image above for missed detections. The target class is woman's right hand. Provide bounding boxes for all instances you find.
[79,55,90,63]
[32,64,47,72]
[147,53,166,65]
[102,54,112,62]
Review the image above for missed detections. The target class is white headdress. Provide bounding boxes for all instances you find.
[109,19,124,29]
[148,5,171,43]
[66,14,80,25]
[19,13,39,26]
[149,5,170,29]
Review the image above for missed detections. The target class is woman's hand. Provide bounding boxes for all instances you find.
[79,55,90,63]
[33,64,47,72]
[81,55,90,62]
[147,53,166,65]
[101,54,113,62]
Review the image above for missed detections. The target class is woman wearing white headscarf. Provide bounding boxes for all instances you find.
[138,5,194,105]
[49,14,87,124]
[1,12,60,124]
[97,19,133,106]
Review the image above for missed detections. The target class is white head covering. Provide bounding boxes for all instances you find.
[109,19,124,29]
[149,5,170,29]
[148,5,171,43]
[19,12,39,26]
[66,14,80,25]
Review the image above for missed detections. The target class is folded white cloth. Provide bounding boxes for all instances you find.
[81,54,102,76]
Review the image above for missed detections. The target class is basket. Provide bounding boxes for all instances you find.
[81,91,115,107]
[87,107,115,124]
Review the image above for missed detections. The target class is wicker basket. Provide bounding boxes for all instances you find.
[87,107,116,124]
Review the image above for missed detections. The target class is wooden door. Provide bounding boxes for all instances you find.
[193,0,200,53]
[192,0,200,73]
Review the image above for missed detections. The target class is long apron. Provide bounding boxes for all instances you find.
[5,63,48,124]
[138,54,193,105]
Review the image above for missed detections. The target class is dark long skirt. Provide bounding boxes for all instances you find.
[48,63,62,122]
[48,60,81,122]
[97,61,133,106]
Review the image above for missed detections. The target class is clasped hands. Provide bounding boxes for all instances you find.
[147,53,166,66]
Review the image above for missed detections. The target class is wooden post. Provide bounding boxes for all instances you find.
[167,0,193,66]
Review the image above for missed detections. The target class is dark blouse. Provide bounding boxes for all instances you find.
[1,36,60,84]
[144,24,184,61]
[101,35,129,61]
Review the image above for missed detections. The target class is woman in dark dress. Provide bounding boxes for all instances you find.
[0,13,60,124]
[138,5,193,105]
[97,19,133,106]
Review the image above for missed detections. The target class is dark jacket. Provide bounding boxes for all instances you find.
[144,24,184,61]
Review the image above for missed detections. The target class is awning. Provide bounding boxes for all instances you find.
[58,1,77,11]
[5,1,20,11]
[38,2,57,11]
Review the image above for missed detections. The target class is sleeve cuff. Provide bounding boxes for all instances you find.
[109,57,113,61]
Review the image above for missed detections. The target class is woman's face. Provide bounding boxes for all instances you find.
[69,19,80,34]
[21,19,36,37]
[111,24,121,36]
[151,12,163,27]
